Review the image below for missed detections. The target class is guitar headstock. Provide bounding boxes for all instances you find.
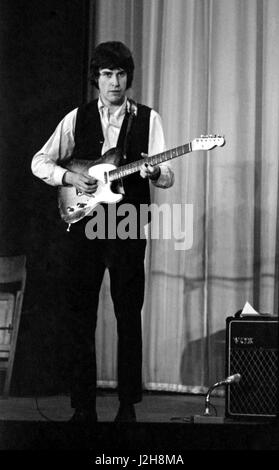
[192,134,225,151]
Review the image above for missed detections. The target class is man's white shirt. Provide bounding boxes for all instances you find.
[31,97,174,188]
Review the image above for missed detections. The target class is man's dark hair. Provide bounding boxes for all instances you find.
[89,41,135,89]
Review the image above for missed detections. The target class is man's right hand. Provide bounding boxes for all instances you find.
[62,171,98,195]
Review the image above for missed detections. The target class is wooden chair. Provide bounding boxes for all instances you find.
[0,255,26,398]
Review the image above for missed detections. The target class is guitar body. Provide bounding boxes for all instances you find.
[58,148,123,224]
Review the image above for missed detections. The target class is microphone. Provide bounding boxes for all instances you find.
[214,373,241,387]
[203,373,241,417]
[173,373,242,424]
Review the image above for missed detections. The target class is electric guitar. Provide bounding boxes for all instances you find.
[58,134,225,226]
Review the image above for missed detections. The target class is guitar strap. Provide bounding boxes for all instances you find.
[122,98,138,161]
[114,98,138,194]
[115,98,138,161]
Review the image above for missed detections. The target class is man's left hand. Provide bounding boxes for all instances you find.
[140,153,161,181]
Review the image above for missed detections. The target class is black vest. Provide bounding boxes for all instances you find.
[72,99,151,205]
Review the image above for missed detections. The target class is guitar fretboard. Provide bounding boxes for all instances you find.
[109,142,191,181]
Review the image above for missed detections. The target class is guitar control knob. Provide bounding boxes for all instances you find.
[67,207,75,213]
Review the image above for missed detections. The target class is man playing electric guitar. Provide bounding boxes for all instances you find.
[31,41,174,424]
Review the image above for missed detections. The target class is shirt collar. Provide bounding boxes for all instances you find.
[98,96,127,119]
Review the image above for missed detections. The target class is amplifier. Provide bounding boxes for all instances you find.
[225,315,279,419]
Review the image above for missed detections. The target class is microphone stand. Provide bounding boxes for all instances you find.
[192,374,241,423]
[204,382,219,415]
[192,381,226,423]
[170,374,241,424]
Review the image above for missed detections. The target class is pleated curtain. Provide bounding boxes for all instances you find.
[86,0,279,393]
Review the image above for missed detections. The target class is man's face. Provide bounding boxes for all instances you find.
[98,68,127,107]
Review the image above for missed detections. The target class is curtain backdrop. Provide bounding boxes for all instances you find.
[89,0,279,393]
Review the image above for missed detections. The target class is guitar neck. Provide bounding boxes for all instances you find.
[109,142,192,182]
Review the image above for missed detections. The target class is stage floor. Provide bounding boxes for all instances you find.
[0,390,225,423]
[0,391,278,453]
